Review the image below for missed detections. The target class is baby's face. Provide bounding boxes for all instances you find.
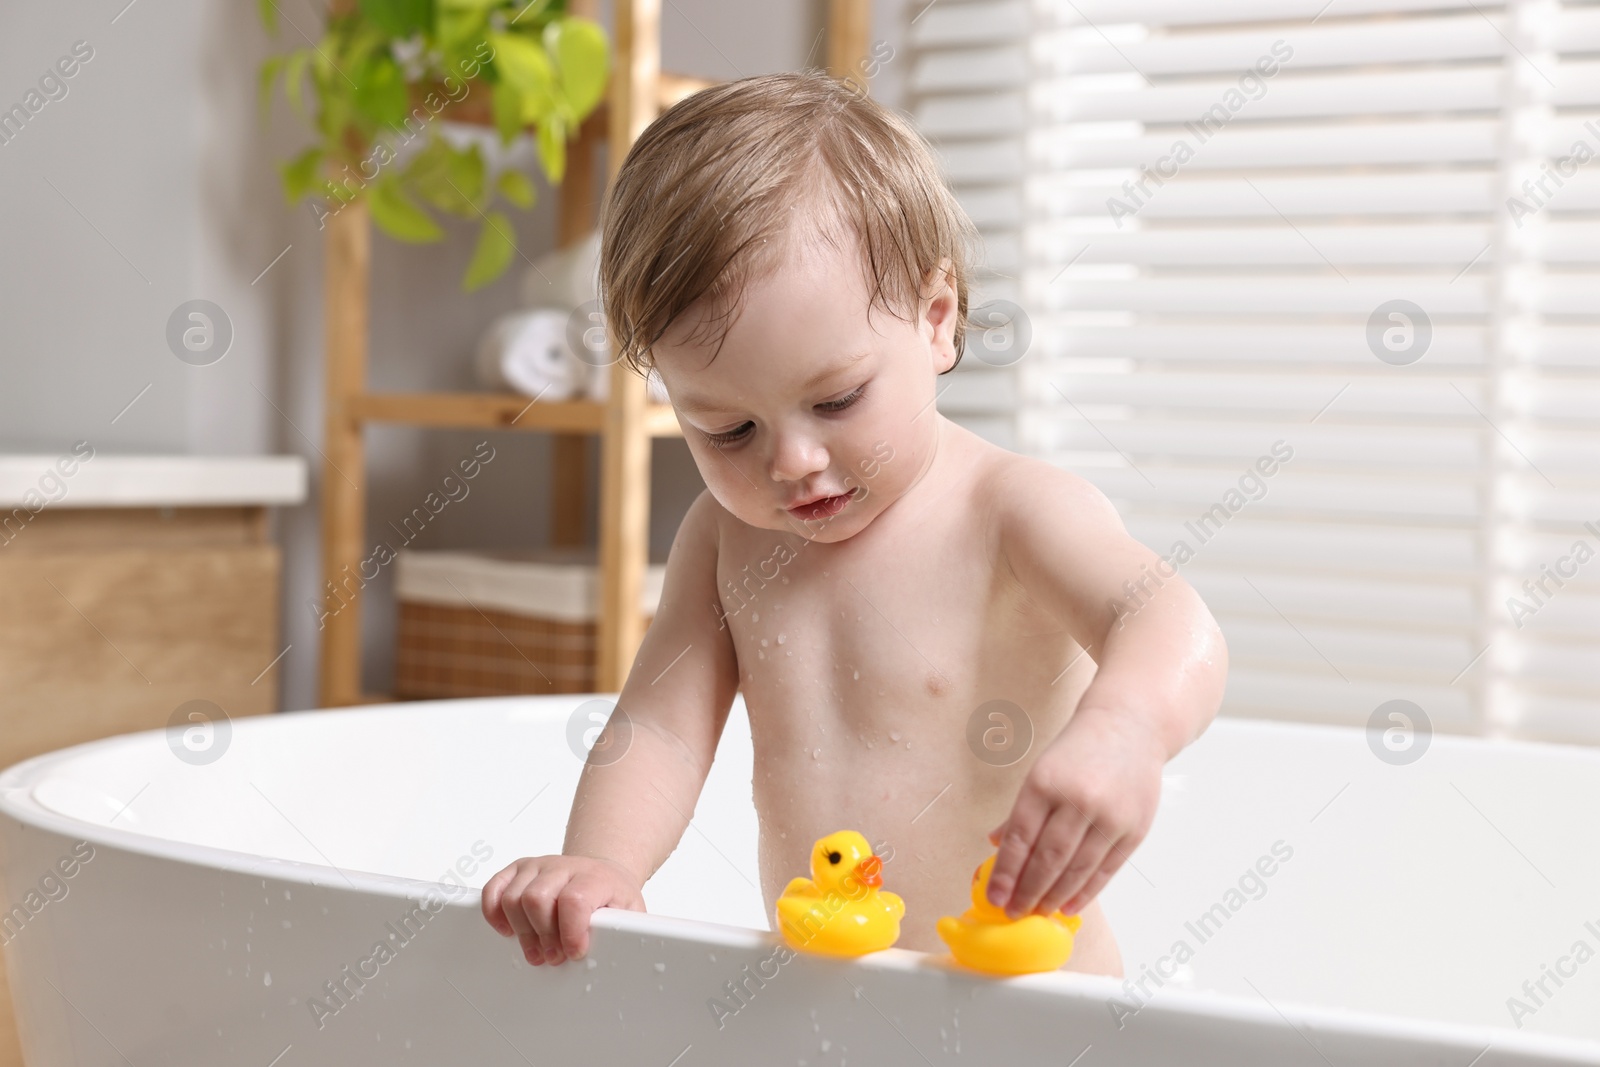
[651,232,959,542]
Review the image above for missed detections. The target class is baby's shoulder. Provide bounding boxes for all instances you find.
[970,441,1113,526]
[960,440,1131,575]
[665,487,731,560]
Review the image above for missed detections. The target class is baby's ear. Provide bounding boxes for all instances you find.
[921,258,959,373]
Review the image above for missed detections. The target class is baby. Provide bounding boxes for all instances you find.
[482,70,1227,975]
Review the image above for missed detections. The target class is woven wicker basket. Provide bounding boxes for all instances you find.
[394,548,662,699]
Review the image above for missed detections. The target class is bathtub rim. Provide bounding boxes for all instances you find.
[1,698,1598,1064]
[4,696,1600,926]
[3,696,1599,911]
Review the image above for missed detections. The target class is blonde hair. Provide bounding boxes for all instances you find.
[598,70,982,378]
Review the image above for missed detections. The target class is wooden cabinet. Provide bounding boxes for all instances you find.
[0,506,285,773]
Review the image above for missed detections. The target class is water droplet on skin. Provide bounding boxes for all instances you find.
[263,973,272,986]
[889,730,901,742]
[812,748,821,759]
[654,962,666,972]
[906,741,912,749]
[777,633,786,644]
[785,650,792,656]
[852,669,859,680]
[753,613,760,622]
[758,650,766,660]
[823,571,829,577]
[782,577,790,584]
[761,638,769,648]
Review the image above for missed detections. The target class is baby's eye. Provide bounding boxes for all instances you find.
[816,384,866,414]
[703,421,754,447]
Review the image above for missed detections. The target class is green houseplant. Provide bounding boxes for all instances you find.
[257,0,610,291]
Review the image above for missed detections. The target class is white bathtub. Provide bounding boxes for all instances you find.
[1,694,1597,1065]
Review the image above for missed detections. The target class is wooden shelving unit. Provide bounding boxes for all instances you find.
[316,0,870,706]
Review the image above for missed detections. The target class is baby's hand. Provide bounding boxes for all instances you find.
[481,855,645,965]
[984,708,1165,919]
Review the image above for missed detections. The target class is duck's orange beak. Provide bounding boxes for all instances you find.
[854,855,883,888]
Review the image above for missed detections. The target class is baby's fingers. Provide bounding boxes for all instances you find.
[494,866,565,964]
[986,788,1051,914]
[1007,807,1091,918]
[517,929,546,966]
[481,863,525,936]
[555,879,609,961]
[1039,831,1114,917]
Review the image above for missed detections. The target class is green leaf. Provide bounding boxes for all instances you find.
[497,168,535,209]
[258,0,278,33]
[257,54,286,124]
[535,113,565,184]
[368,175,445,242]
[489,32,556,112]
[279,147,326,204]
[437,9,487,53]
[544,17,608,118]
[501,0,555,21]
[409,139,485,217]
[463,211,516,291]
[359,0,434,37]
[311,33,337,85]
[491,80,523,143]
[439,0,502,9]
[345,21,393,68]
[353,53,410,129]
[283,50,312,123]
[316,90,352,144]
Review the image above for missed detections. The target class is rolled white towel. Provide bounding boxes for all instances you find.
[474,309,583,401]
[522,230,601,310]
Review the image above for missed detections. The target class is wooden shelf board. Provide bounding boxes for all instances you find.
[351,392,682,437]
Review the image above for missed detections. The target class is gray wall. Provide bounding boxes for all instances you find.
[0,0,911,711]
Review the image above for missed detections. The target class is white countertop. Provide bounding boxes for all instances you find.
[0,454,308,508]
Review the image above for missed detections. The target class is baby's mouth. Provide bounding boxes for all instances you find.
[786,491,854,522]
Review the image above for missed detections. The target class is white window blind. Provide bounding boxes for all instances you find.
[910,0,1600,743]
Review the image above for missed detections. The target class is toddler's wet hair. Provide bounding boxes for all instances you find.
[598,69,982,377]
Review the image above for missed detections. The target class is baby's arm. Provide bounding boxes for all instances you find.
[481,489,739,963]
[983,459,1228,920]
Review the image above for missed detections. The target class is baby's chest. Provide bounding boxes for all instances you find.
[716,531,1049,716]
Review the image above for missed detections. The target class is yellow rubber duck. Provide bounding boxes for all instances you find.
[937,853,1083,975]
[776,830,903,957]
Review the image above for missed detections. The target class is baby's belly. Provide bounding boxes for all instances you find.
[744,683,1081,953]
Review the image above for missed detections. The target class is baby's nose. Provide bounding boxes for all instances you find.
[768,433,829,483]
